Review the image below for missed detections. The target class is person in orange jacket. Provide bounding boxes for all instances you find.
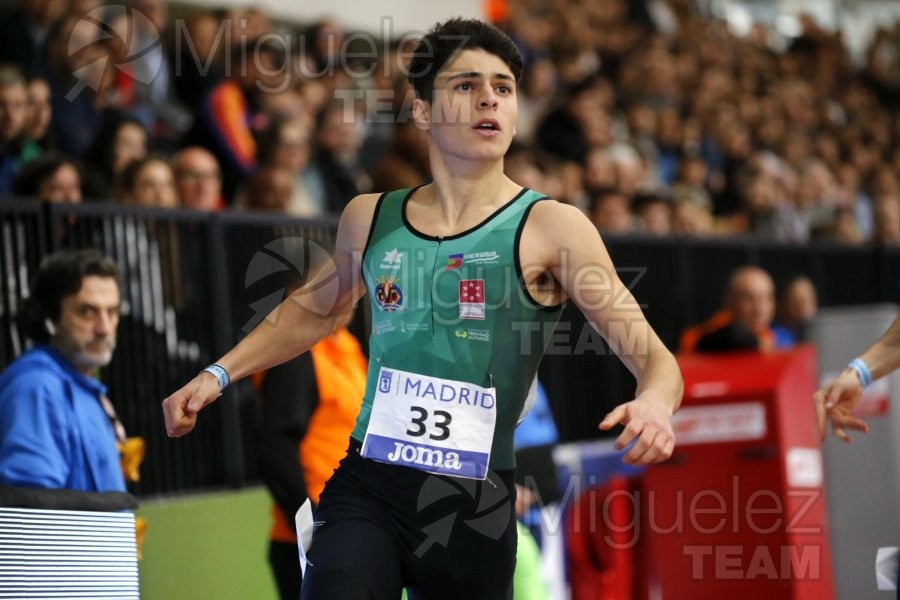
[256,311,367,600]
[680,266,788,353]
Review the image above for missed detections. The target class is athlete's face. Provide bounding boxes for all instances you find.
[414,49,517,164]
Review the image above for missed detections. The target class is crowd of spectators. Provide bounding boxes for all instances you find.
[0,0,897,246]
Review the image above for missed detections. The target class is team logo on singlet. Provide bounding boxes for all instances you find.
[446,253,463,270]
[375,276,404,311]
[459,279,486,320]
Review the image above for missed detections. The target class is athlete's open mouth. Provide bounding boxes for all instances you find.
[473,119,500,131]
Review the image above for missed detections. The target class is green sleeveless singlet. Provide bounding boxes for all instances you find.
[351,186,564,472]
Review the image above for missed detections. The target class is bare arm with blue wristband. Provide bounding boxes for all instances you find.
[162,194,379,438]
[814,315,900,443]
[202,364,230,393]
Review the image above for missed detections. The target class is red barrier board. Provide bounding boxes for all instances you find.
[636,346,834,599]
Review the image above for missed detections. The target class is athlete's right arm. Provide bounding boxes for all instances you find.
[163,194,379,437]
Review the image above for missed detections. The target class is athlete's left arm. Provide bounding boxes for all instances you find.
[524,202,684,465]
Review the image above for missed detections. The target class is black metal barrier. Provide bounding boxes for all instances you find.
[0,200,46,368]
[541,234,900,442]
[216,212,340,486]
[0,201,897,496]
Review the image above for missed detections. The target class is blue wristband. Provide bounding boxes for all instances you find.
[848,358,873,389]
[203,364,230,393]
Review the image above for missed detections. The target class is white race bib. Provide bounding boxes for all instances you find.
[361,367,496,479]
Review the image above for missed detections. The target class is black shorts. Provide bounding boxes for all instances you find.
[301,438,517,600]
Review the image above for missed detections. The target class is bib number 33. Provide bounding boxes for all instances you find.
[407,406,451,441]
[362,367,496,479]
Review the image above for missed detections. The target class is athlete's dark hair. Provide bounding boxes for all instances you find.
[21,249,120,343]
[407,18,523,102]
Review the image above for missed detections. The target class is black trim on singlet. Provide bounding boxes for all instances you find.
[359,191,389,283]
[400,186,530,242]
[514,198,567,312]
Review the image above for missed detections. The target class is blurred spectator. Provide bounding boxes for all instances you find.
[796,159,839,239]
[743,170,798,242]
[536,76,608,164]
[583,147,618,196]
[115,155,177,208]
[825,208,864,245]
[772,275,818,346]
[368,116,429,193]
[0,249,126,492]
[834,163,873,240]
[25,77,53,149]
[242,165,295,213]
[13,153,82,203]
[873,194,900,245]
[82,114,148,198]
[304,100,367,212]
[608,143,649,199]
[680,266,786,353]
[517,57,558,145]
[554,160,588,209]
[122,1,168,103]
[304,19,346,74]
[872,164,899,200]
[672,199,715,237]
[226,6,271,45]
[866,23,900,105]
[634,193,672,235]
[654,106,682,186]
[44,15,131,156]
[358,68,411,173]
[0,66,41,193]
[295,78,330,125]
[171,11,226,109]
[255,118,321,217]
[590,188,633,234]
[0,0,66,77]
[624,102,658,174]
[260,88,309,126]
[716,124,755,215]
[671,154,713,212]
[188,38,288,201]
[115,0,191,146]
[171,147,222,211]
[505,144,546,192]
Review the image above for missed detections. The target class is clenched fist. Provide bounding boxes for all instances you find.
[162,372,222,437]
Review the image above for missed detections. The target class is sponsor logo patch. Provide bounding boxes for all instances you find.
[446,253,463,270]
[459,279,485,320]
[380,248,403,270]
[455,328,490,342]
[463,251,499,265]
